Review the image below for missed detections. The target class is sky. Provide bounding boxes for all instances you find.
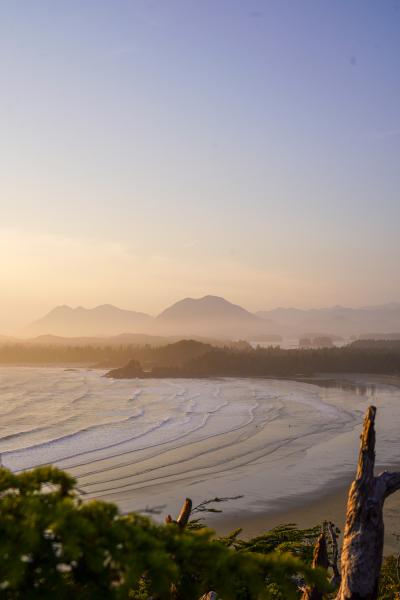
[1,0,400,333]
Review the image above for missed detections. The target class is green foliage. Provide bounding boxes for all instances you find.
[230,523,322,563]
[378,555,400,599]
[0,467,329,599]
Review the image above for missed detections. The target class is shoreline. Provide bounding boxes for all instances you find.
[2,368,399,554]
[1,364,399,384]
[210,466,400,555]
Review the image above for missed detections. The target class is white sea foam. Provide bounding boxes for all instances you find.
[0,367,398,518]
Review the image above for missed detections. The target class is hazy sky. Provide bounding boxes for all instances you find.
[1,1,400,332]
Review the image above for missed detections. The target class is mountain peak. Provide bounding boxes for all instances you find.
[158,295,255,319]
[156,295,262,334]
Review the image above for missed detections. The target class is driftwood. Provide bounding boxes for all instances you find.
[336,405,400,600]
[165,498,193,530]
[301,533,329,600]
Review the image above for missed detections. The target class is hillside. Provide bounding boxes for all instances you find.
[156,295,273,338]
[23,298,400,340]
[257,303,400,337]
[27,304,153,337]
[26,296,278,340]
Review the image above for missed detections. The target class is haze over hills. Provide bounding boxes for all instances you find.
[26,304,152,337]
[156,295,272,338]
[4,333,235,349]
[22,296,400,340]
[26,296,277,340]
[257,303,400,337]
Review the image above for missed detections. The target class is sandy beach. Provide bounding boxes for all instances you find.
[1,368,399,554]
[213,468,400,555]
[210,375,400,555]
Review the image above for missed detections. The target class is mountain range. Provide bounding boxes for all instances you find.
[28,304,152,337]
[26,296,275,339]
[256,304,400,337]
[24,296,400,340]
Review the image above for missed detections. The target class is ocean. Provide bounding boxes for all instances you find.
[1,367,398,521]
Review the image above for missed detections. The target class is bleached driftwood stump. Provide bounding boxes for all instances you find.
[302,533,329,600]
[165,498,192,530]
[336,405,400,600]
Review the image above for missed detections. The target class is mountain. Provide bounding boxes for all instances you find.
[25,298,400,340]
[158,295,258,322]
[27,297,276,339]
[156,295,273,338]
[256,303,400,337]
[27,304,153,337]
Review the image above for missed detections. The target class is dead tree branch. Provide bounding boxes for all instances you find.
[165,498,192,530]
[336,405,400,600]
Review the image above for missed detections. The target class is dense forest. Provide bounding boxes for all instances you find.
[0,339,248,367]
[2,339,400,378]
[106,340,400,379]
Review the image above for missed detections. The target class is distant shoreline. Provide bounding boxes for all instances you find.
[1,364,400,391]
[1,363,400,387]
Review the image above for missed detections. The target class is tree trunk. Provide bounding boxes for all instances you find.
[302,533,329,600]
[336,406,400,600]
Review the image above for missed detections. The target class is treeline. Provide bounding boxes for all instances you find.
[2,339,400,377]
[107,340,400,378]
[350,339,400,350]
[0,339,235,367]
[0,343,141,365]
[177,344,400,377]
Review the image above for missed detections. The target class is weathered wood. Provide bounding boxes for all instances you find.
[301,533,329,600]
[327,521,341,588]
[336,405,400,600]
[176,497,192,530]
[165,498,192,530]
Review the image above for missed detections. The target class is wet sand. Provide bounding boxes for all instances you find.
[211,374,400,556]
[1,369,399,555]
[212,469,400,555]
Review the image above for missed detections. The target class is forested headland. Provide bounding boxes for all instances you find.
[1,339,400,378]
[105,339,400,379]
